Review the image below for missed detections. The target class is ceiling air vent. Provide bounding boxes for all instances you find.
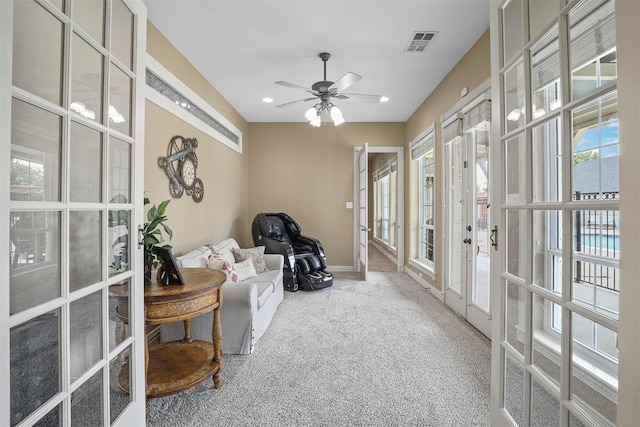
[405,31,437,52]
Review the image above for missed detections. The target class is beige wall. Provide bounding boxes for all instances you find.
[404,29,491,291]
[248,122,404,267]
[144,24,250,254]
[143,21,489,274]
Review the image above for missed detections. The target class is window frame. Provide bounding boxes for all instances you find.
[418,149,435,267]
[409,123,436,273]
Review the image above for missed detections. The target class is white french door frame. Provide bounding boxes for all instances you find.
[356,143,369,281]
[353,145,404,275]
[0,1,13,421]
[1,1,147,425]
[489,0,631,425]
[441,81,493,338]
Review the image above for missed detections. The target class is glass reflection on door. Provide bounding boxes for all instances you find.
[471,124,490,312]
[448,136,464,295]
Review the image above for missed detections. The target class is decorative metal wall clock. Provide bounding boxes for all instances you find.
[158,135,204,202]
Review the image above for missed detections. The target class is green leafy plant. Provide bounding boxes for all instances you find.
[143,198,173,272]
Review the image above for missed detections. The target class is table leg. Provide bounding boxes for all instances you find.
[182,318,193,343]
[212,306,223,389]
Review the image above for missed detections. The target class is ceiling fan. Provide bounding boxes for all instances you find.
[275,52,386,125]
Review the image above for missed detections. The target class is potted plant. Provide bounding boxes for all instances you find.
[143,198,173,282]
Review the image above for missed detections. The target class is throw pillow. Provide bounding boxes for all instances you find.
[208,254,236,282]
[175,246,212,268]
[209,238,240,266]
[231,258,257,282]
[232,246,268,274]
[207,254,227,270]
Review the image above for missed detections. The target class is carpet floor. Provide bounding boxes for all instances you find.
[147,271,491,426]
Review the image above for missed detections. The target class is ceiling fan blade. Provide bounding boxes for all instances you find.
[275,97,317,108]
[337,93,386,103]
[329,72,362,93]
[275,80,315,94]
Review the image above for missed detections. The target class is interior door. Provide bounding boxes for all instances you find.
[444,97,492,338]
[2,0,147,425]
[357,143,369,280]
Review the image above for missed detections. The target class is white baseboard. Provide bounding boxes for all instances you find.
[328,265,357,272]
[404,267,443,300]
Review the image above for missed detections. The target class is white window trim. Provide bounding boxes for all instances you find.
[145,54,243,154]
[409,258,436,279]
[533,328,618,403]
[418,155,435,267]
[410,123,436,272]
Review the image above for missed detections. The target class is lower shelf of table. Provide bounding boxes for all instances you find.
[119,339,221,398]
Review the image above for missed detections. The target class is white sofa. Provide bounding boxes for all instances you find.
[160,238,284,354]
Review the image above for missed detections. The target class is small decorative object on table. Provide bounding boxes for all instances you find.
[154,245,185,286]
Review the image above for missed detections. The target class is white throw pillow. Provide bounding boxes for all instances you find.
[231,258,257,282]
[175,246,211,268]
[232,246,268,274]
[210,238,240,266]
[207,255,226,271]
[208,254,233,281]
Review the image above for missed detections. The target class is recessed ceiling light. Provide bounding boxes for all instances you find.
[381,97,389,103]
[262,97,273,103]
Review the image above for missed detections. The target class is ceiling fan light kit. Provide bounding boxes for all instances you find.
[275,52,386,126]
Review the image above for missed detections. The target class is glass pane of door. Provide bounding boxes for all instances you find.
[111,0,133,70]
[472,124,490,312]
[447,136,464,295]
[10,309,61,426]
[71,33,104,124]
[10,98,62,202]
[12,0,63,105]
[10,210,61,315]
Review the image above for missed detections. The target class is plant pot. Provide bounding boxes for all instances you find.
[144,263,153,283]
[144,248,153,283]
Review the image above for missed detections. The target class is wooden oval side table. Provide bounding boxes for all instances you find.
[115,268,225,399]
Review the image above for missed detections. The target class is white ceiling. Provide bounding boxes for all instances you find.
[144,0,490,123]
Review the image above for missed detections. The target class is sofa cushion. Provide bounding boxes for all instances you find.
[210,238,240,266]
[232,246,268,274]
[176,246,211,268]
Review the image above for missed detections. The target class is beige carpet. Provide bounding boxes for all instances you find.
[147,271,491,426]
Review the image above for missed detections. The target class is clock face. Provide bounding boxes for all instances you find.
[180,158,196,188]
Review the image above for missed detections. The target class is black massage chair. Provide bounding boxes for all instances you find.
[252,212,333,292]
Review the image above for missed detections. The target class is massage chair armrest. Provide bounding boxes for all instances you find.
[257,236,295,269]
[256,235,288,253]
[296,235,326,257]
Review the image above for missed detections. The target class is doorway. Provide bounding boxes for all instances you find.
[443,91,492,338]
[353,146,404,278]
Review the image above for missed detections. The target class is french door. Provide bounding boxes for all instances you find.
[2,0,147,425]
[444,94,492,338]
[490,0,621,425]
[356,143,369,281]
